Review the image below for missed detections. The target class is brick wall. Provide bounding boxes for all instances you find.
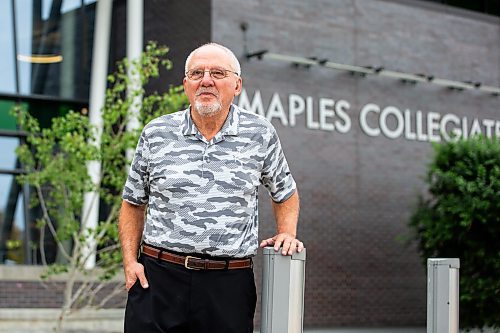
[0,266,126,309]
[212,0,500,327]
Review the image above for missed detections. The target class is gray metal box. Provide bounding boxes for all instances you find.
[261,247,306,333]
[427,258,460,333]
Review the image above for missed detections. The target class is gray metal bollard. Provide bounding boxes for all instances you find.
[261,247,306,333]
[427,258,460,333]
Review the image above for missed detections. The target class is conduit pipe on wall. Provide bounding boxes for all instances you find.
[82,0,113,270]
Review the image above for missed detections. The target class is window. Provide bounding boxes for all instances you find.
[1,0,96,99]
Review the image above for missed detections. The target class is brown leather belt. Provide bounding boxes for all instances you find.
[142,244,252,270]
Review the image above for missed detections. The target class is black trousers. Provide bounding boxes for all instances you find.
[125,254,257,333]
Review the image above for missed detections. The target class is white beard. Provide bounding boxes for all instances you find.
[194,100,222,117]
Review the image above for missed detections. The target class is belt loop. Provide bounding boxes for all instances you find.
[138,243,144,260]
[204,259,209,270]
[224,259,229,270]
[157,249,163,262]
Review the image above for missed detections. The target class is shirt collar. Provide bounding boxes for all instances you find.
[181,107,197,136]
[181,104,239,137]
[220,104,239,136]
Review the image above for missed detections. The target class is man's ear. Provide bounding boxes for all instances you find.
[234,77,243,96]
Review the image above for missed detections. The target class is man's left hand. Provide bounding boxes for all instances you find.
[259,233,304,256]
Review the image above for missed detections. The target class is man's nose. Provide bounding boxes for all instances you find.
[200,71,215,86]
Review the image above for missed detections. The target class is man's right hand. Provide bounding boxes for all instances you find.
[124,261,149,291]
[119,201,148,291]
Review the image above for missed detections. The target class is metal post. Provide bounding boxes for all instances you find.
[126,0,143,160]
[82,0,113,269]
[261,247,306,333]
[427,258,460,333]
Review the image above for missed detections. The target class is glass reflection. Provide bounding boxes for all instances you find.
[0,1,16,94]
[0,137,19,170]
[6,0,95,99]
[0,0,97,265]
[0,175,26,265]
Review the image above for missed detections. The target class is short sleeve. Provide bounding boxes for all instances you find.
[260,127,296,202]
[122,129,150,205]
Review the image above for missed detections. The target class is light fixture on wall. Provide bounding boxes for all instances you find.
[246,50,268,60]
[245,50,500,96]
[17,54,63,64]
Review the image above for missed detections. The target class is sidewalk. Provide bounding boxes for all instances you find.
[0,309,495,333]
[0,309,427,333]
[301,329,424,333]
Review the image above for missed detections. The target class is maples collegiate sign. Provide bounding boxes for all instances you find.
[238,89,500,142]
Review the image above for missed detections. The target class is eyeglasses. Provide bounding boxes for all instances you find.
[185,68,239,80]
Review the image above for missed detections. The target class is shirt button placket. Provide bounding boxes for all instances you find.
[202,143,210,177]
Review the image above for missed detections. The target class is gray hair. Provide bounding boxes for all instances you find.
[184,43,241,76]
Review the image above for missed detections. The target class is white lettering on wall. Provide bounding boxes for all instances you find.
[482,119,495,138]
[359,103,381,137]
[416,111,428,142]
[306,96,320,130]
[440,113,461,142]
[404,110,417,141]
[319,98,335,131]
[267,93,288,126]
[462,117,469,139]
[380,106,404,139]
[335,100,351,133]
[427,112,441,142]
[237,89,500,142]
[289,94,305,127]
[469,118,482,137]
[238,89,265,116]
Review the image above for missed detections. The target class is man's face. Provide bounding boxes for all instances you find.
[183,46,242,117]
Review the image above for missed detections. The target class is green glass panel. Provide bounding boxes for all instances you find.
[0,98,86,131]
[0,100,25,131]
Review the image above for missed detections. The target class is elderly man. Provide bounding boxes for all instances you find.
[119,42,302,332]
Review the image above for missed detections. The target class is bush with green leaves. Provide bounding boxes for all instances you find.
[13,42,187,332]
[410,136,500,331]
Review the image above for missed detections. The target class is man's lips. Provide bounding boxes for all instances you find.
[196,90,218,97]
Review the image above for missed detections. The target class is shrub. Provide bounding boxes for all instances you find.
[410,136,500,330]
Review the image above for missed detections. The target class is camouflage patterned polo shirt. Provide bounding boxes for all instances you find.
[122,104,296,258]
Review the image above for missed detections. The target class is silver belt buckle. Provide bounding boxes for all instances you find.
[184,255,201,270]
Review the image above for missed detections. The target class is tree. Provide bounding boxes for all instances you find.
[409,136,500,331]
[13,42,188,332]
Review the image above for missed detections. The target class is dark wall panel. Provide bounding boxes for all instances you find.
[144,0,212,91]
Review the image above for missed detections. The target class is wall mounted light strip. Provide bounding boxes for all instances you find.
[480,85,500,94]
[17,54,63,64]
[322,61,375,75]
[249,51,500,96]
[265,53,318,66]
[432,78,475,90]
[380,70,428,83]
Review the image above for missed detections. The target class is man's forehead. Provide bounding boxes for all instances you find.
[188,46,232,67]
